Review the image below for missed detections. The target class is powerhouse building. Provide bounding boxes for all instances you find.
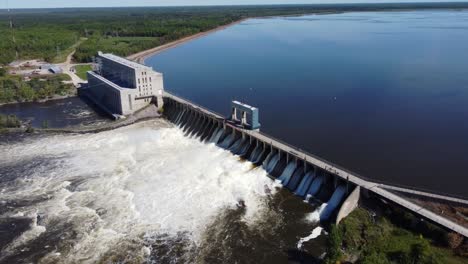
[86,52,164,116]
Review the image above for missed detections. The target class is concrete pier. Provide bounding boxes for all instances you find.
[163,92,468,237]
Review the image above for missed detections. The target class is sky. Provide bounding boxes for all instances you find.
[3,0,467,9]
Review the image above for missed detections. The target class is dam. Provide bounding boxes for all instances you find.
[78,53,467,237]
[162,92,468,238]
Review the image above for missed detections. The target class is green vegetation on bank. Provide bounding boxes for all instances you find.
[0,74,74,103]
[74,64,93,80]
[1,3,468,64]
[325,208,467,264]
[0,114,21,128]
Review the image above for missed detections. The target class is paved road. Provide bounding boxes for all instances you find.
[379,184,468,205]
[57,49,92,87]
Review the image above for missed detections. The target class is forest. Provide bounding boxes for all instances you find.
[1,3,468,64]
[0,74,74,103]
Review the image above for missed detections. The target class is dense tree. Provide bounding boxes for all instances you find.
[358,251,390,264]
[0,75,73,103]
[1,3,467,64]
[325,225,343,264]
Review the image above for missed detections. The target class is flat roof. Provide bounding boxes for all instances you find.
[99,52,153,71]
[232,100,258,111]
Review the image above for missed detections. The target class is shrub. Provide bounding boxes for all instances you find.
[0,114,21,128]
[325,225,343,264]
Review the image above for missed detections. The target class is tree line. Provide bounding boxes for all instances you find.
[1,3,467,64]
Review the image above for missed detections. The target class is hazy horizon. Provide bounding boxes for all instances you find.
[2,0,468,9]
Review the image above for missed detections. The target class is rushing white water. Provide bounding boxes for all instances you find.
[297,226,323,249]
[305,203,327,223]
[295,171,315,197]
[277,162,296,186]
[0,120,277,263]
[320,185,347,221]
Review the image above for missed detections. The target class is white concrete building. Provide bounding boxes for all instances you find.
[86,52,164,116]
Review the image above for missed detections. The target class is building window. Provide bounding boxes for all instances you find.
[149,77,152,82]
[138,79,140,84]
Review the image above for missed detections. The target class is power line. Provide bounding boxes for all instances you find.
[6,0,18,59]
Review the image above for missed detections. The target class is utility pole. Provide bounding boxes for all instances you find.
[6,0,18,59]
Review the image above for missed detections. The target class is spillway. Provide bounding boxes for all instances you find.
[218,132,235,149]
[249,144,262,162]
[161,93,468,238]
[286,167,304,191]
[265,154,280,174]
[277,162,297,186]
[295,171,315,197]
[235,139,250,156]
[320,185,348,221]
[229,137,244,153]
[209,127,224,143]
[307,175,324,198]
[162,97,360,229]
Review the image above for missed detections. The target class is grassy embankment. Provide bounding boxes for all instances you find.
[325,207,467,264]
[74,64,93,80]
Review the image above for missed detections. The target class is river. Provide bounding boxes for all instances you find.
[0,120,327,263]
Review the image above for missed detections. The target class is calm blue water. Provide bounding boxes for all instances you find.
[146,10,468,198]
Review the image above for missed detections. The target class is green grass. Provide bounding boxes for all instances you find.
[74,65,92,80]
[329,208,467,264]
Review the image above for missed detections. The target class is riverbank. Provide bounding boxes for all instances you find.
[327,206,467,264]
[127,19,248,64]
[0,93,77,107]
[37,103,160,134]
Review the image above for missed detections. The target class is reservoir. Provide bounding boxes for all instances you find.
[146,10,468,198]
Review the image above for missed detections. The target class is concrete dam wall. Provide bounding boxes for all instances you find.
[161,94,468,238]
[163,96,359,224]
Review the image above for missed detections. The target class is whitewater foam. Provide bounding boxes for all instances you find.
[297,226,323,249]
[305,203,327,223]
[0,120,277,263]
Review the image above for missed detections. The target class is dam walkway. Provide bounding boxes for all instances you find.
[163,91,468,237]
